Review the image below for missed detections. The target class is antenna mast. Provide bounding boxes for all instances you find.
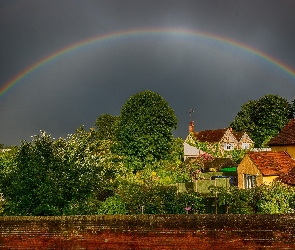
[187,108,195,122]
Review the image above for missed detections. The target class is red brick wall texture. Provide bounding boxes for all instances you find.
[0,214,295,249]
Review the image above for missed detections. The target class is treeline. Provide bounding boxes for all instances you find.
[0,91,295,215]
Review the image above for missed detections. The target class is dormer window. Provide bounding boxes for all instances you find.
[224,143,234,151]
[242,143,250,149]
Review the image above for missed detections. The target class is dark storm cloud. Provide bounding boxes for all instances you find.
[1,0,295,145]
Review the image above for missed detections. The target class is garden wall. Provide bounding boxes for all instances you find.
[1,214,295,249]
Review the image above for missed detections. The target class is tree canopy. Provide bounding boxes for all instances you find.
[95,113,118,140]
[114,90,177,169]
[230,94,292,147]
[1,128,123,215]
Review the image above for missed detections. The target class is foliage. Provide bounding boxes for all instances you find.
[187,138,247,164]
[0,148,18,215]
[230,94,292,147]
[95,113,118,140]
[289,98,295,119]
[114,90,178,171]
[116,178,204,214]
[211,182,295,214]
[97,195,127,215]
[2,128,125,216]
[0,193,5,214]
[256,182,295,213]
[210,186,257,214]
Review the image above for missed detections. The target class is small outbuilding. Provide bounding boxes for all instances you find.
[237,151,295,189]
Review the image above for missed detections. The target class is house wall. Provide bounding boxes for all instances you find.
[237,155,263,188]
[238,134,254,149]
[271,146,295,158]
[183,142,203,159]
[263,176,279,185]
[1,215,295,249]
[219,129,238,153]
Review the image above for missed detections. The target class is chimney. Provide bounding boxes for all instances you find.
[189,121,194,133]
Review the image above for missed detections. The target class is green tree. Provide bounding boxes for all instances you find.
[95,113,118,140]
[114,90,178,170]
[230,94,292,147]
[2,128,124,215]
[0,148,16,214]
[289,97,295,119]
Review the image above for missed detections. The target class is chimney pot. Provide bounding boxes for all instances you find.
[189,121,194,133]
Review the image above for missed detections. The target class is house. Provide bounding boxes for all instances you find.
[237,151,295,189]
[184,121,253,159]
[267,119,295,158]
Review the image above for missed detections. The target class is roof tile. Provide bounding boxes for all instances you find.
[248,151,295,176]
[268,119,295,146]
[276,167,295,185]
[193,129,227,143]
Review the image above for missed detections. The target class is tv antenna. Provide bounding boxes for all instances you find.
[187,108,195,121]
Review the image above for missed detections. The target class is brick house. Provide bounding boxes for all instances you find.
[237,151,295,189]
[184,121,253,159]
[267,119,295,158]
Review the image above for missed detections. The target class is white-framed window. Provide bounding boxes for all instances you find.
[244,174,256,189]
[242,143,250,149]
[224,143,234,151]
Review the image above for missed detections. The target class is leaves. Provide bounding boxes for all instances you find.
[230,94,292,147]
[2,128,123,215]
[210,182,295,214]
[114,90,178,169]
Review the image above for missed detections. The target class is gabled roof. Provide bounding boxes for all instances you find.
[247,151,295,176]
[192,128,246,143]
[268,119,295,146]
[193,129,228,143]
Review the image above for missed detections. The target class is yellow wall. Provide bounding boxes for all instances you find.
[271,146,295,159]
[237,155,263,188]
[262,176,279,185]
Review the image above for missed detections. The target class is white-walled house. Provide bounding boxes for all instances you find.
[184,121,253,160]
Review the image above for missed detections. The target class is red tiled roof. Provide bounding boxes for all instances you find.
[193,129,227,143]
[248,151,295,176]
[268,119,295,146]
[276,167,295,185]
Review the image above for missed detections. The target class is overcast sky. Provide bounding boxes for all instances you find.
[1,0,295,145]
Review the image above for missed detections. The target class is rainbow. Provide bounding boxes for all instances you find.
[1,27,295,97]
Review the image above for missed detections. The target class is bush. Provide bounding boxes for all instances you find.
[116,180,204,214]
[211,182,295,214]
[97,196,127,215]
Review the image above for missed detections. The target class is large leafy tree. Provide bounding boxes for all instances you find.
[230,94,292,147]
[95,113,118,140]
[114,90,177,169]
[2,128,124,215]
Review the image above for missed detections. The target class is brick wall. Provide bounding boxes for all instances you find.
[1,214,295,249]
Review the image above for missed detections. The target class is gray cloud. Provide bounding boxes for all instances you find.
[1,0,295,145]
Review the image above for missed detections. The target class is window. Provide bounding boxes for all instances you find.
[224,143,234,151]
[242,143,250,149]
[244,174,256,189]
